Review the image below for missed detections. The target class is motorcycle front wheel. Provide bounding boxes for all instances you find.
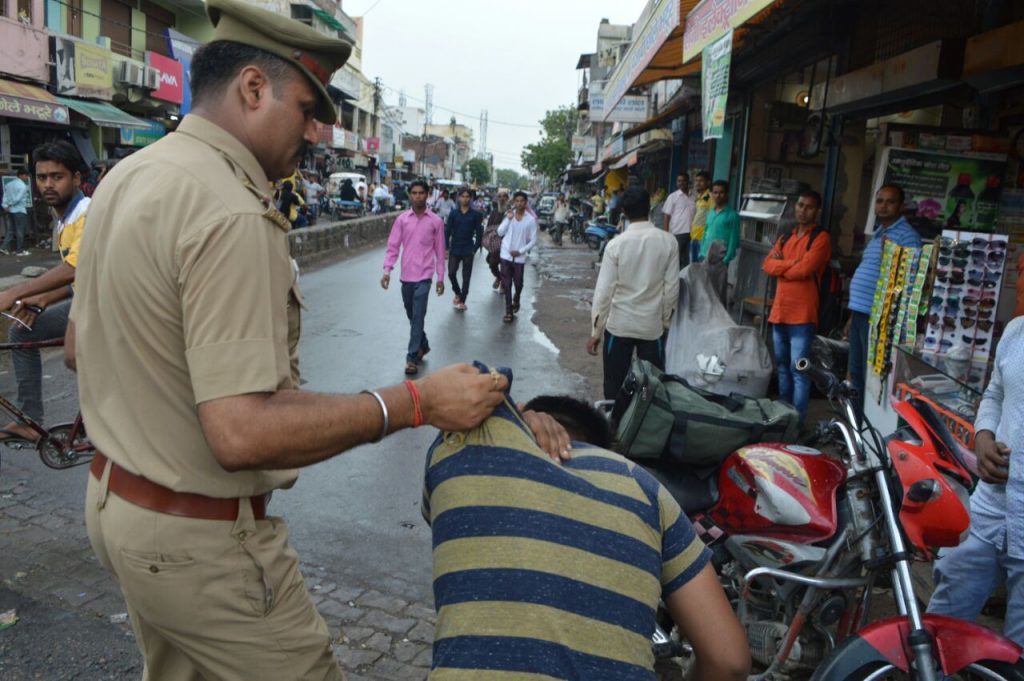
[834,659,1024,680]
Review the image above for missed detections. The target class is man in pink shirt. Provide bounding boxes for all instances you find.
[381,180,446,375]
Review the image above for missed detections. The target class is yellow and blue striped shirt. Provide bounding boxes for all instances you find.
[423,398,710,680]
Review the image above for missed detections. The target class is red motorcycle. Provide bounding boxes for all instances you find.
[644,359,1023,680]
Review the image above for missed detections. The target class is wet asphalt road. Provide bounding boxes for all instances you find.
[278,245,585,600]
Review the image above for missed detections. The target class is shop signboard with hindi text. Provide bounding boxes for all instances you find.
[572,135,598,162]
[605,96,650,124]
[119,120,166,147]
[0,80,69,125]
[683,0,777,63]
[602,0,680,121]
[701,30,732,141]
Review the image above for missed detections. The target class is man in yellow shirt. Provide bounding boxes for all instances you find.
[0,141,88,442]
[591,189,605,216]
[690,170,713,263]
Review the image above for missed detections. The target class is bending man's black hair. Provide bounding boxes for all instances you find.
[522,395,613,449]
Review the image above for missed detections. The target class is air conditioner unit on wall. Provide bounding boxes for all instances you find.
[143,67,160,90]
[117,61,145,87]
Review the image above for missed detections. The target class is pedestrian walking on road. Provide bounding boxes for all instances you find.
[497,190,538,323]
[436,189,455,222]
[0,141,88,443]
[382,179,446,375]
[762,189,831,423]
[1,167,31,256]
[662,173,696,269]
[445,187,482,312]
[67,4,572,679]
[483,190,509,292]
[587,188,679,399]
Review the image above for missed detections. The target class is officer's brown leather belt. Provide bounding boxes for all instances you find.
[90,451,268,521]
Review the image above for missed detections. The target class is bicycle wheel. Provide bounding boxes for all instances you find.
[36,422,92,470]
[831,659,1024,680]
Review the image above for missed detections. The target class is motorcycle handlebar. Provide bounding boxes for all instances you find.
[794,358,841,400]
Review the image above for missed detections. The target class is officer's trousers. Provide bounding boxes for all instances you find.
[86,471,344,681]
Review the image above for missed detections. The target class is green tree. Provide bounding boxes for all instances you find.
[464,158,492,185]
[520,105,578,183]
[495,168,528,191]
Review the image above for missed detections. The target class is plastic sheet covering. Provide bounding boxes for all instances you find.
[665,241,773,398]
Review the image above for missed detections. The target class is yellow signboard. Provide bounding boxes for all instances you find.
[682,0,777,63]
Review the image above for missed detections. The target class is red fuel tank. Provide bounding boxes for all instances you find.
[705,444,847,543]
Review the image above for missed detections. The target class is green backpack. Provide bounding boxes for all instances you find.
[615,358,801,466]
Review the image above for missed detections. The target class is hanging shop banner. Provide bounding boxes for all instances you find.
[873,148,1007,235]
[119,120,166,147]
[701,30,733,141]
[165,29,200,115]
[602,0,680,120]
[53,37,113,100]
[683,0,776,63]
[146,52,184,105]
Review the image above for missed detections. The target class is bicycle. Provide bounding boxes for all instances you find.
[0,337,93,470]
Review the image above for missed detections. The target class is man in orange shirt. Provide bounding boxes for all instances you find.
[763,190,832,421]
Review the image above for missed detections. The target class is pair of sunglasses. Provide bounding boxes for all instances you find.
[938,256,968,268]
[929,314,957,329]
[961,318,993,331]
[936,270,965,284]
[930,295,959,308]
[962,335,988,347]
[923,336,954,349]
[963,307,994,319]
[964,297,996,309]
[971,237,1008,250]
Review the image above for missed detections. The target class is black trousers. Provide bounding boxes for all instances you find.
[448,254,474,301]
[675,234,691,269]
[486,250,501,279]
[602,331,666,400]
[500,259,525,313]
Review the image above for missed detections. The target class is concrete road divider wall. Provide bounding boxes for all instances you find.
[288,213,396,268]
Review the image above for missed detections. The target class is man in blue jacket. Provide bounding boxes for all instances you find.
[445,187,483,312]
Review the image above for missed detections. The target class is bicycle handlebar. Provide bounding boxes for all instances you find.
[795,358,842,400]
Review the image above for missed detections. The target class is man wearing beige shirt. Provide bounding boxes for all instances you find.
[587,187,680,399]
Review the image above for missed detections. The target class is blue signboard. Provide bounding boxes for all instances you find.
[165,28,201,116]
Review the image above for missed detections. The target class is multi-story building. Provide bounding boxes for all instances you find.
[0,0,376,180]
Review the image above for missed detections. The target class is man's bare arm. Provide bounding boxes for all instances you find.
[0,263,75,312]
[666,564,750,681]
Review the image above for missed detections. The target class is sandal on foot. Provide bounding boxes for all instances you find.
[404,362,419,375]
[502,313,513,323]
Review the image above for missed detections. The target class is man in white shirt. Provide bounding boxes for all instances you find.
[588,188,680,399]
[302,173,323,222]
[496,191,538,323]
[662,173,696,269]
[372,181,392,213]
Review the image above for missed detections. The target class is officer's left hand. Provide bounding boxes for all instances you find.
[436,281,445,296]
[520,407,572,462]
[11,296,44,326]
[586,336,600,356]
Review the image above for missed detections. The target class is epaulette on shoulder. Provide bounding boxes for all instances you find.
[240,178,291,232]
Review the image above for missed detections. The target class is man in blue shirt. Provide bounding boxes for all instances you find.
[699,180,741,265]
[1,168,32,256]
[845,184,920,416]
[445,187,483,312]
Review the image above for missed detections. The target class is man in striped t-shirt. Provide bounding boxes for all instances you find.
[423,384,749,680]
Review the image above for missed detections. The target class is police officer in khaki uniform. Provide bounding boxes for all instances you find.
[69,1,569,678]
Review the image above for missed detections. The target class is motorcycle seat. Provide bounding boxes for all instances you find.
[643,463,720,515]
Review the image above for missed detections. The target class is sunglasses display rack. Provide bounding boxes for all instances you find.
[922,229,1008,363]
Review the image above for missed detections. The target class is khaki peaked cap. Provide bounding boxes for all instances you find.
[205,0,352,124]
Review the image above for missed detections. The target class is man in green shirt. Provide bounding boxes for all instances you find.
[699,179,741,264]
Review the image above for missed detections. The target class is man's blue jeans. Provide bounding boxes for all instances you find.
[689,237,702,264]
[10,299,71,422]
[2,212,28,252]
[401,280,431,364]
[772,322,815,420]
[847,311,870,418]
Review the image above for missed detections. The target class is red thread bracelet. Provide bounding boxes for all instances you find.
[404,380,424,428]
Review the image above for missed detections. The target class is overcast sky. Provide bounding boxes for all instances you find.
[349,0,648,175]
